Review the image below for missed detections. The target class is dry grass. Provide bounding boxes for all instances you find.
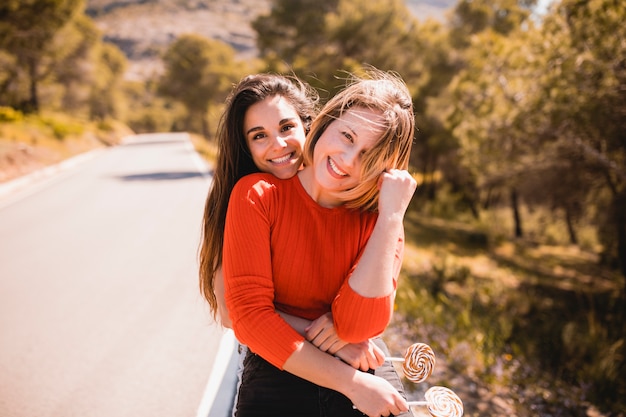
[0,112,133,183]
[387,210,623,416]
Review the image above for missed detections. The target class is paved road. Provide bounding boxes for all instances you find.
[0,133,233,417]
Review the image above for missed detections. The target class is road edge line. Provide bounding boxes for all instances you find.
[196,329,237,417]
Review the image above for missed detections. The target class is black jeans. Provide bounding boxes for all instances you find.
[234,338,412,417]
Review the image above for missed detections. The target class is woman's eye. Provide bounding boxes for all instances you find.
[342,131,354,143]
[281,124,295,132]
[252,132,267,140]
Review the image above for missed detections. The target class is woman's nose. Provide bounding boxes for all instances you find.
[342,148,360,168]
[272,134,288,148]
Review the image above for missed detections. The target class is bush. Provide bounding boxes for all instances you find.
[0,106,24,122]
[39,116,85,140]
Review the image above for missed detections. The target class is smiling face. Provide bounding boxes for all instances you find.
[307,106,385,205]
[244,95,307,179]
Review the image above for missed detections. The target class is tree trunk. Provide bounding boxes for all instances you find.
[565,206,578,245]
[27,58,39,113]
[613,188,626,302]
[463,191,480,219]
[511,187,523,238]
[483,187,493,210]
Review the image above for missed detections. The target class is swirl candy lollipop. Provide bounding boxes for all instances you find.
[352,385,464,416]
[408,386,464,417]
[386,342,436,383]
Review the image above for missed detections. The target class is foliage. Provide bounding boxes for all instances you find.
[253,0,338,69]
[0,106,23,122]
[448,0,536,46]
[0,110,131,181]
[39,114,85,139]
[547,0,626,276]
[0,0,85,112]
[396,211,625,416]
[423,0,626,289]
[87,38,127,120]
[254,0,423,95]
[0,0,128,122]
[157,34,243,136]
[123,80,186,134]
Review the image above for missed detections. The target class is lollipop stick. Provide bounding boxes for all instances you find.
[407,400,428,406]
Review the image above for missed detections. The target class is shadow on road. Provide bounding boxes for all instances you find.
[113,171,209,181]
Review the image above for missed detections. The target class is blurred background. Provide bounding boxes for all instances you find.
[1,0,624,416]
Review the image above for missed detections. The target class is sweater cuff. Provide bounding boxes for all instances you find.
[331,282,393,343]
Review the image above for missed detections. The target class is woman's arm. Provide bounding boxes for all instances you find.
[347,169,416,297]
[215,266,314,331]
[215,273,384,372]
[283,342,408,417]
[332,169,416,341]
[213,268,232,328]
[291,312,385,371]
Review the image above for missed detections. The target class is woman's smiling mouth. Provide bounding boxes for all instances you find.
[270,152,295,165]
[327,157,348,178]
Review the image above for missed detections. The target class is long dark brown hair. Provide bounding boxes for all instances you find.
[199,74,318,317]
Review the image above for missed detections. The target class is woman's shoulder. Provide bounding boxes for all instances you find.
[232,172,292,198]
[236,172,276,187]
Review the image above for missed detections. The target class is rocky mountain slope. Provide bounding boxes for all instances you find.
[86,0,456,80]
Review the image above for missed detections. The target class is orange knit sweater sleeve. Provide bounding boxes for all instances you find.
[331,230,404,343]
[223,173,401,369]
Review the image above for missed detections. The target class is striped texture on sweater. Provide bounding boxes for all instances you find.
[223,173,401,368]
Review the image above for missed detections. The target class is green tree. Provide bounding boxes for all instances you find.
[429,30,531,229]
[88,42,127,120]
[319,0,422,90]
[424,0,538,227]
[253,0,339,75]
[158,34,240,137]
[254,0,421,94]
[0,49,19,107]
[50,13,101,113]
[449,0,537,47]
[0,0,84,112]
[539,0,626,291]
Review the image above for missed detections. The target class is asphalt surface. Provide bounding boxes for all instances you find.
[0,133,236,417]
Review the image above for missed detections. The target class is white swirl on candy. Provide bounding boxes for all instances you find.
[402,342,436,383]
[420,386,464,417]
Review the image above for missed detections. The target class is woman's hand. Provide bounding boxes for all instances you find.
[306,313,385,371]
[334,339,385,371]
[377,169,417,218]
[305,312,346,354]
[348,372,409,417]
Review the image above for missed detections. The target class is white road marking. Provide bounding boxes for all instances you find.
[197,329,237,417]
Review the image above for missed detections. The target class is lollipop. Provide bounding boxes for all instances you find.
[408,386,464,417]
[386,342,436,383]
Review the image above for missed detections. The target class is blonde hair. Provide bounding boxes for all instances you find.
[303,69,415,212]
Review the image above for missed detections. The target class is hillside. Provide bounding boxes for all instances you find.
[86,0,456,81]
[86,0,271,80]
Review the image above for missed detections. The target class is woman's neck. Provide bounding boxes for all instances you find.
[297,168,343,208]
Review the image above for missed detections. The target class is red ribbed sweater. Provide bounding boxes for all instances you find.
[223,173,403,369]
